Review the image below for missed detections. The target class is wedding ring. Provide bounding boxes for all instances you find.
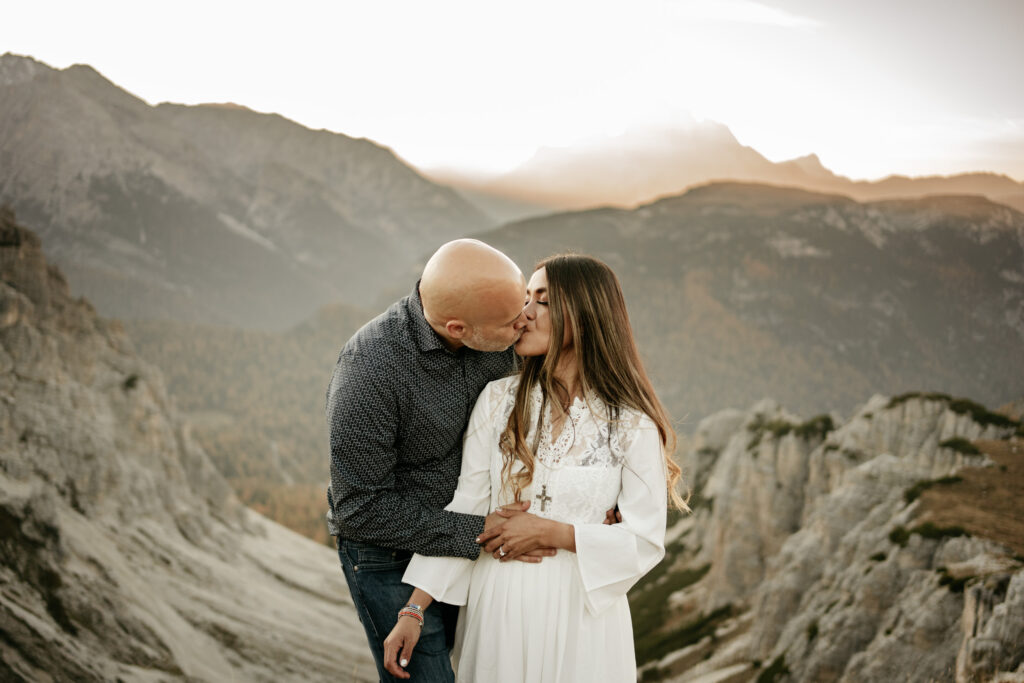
[499,546,507,557]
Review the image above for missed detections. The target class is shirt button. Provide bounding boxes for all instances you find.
[354,565,359,571]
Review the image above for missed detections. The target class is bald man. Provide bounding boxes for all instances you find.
[326,239,533,682]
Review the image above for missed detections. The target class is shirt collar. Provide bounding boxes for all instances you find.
[408,281,455,354]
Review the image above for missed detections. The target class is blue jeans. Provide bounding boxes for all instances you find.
[337,537,457,683]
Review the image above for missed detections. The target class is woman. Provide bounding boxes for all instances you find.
[383,254,688,682]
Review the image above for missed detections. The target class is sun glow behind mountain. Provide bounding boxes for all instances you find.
[2,0,1022,181]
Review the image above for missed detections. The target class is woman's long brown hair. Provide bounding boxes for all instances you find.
[499,253,689,512]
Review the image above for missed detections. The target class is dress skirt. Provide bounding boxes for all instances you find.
[451,550,637,683]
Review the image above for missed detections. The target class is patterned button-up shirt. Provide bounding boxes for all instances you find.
[326,283,517,558]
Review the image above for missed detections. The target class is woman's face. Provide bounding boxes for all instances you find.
[515,267,571,357]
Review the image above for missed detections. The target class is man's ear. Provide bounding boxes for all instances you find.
[445,320,468,339]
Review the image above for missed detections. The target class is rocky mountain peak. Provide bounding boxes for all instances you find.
[0,52,48,86]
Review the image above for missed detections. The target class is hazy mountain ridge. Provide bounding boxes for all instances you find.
[430,122,1024,221]
[0,53,491,330]
[482,182,1024,426]
[0,207,374,680]
[629,393,1024,682]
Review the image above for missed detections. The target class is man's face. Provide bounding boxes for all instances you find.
[461,280,528,352]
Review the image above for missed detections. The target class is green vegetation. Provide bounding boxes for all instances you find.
[889,526,911,547]
[904,476,963,504]
[806,620,819,642]
[890,522,969,547]
[888,391,953,408]
[887,393,1020,431]
[913,522,968,541]
[756,654,790,683]
[936,566,972,593]
[686,491,714,512]
[794,415,835,440]
[640,666,668,682]
[947,398,1019,430]
[870,551,887,562]
[939,437,981,456]
[634,604,733,665]
[747,414,811,450]
[630,564,711,632]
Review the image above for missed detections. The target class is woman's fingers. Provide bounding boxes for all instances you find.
[383,637,403,678]
[500,542,530,562]
[399,634,417,673]
[383,627,413,679]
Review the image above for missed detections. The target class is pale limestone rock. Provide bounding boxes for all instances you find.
[1,211,374,680]
[665,391,1022,682]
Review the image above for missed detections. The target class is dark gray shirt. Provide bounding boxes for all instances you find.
[326,283,516,558]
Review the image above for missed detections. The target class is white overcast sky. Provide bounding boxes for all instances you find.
[3,0,1023,180]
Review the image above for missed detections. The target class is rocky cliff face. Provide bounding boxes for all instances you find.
[0,206,374,680]
[0,52,490,330]
[634,391,1024,682]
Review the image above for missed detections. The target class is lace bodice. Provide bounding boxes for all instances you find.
[482,377,655,526]
[403,374,669,618]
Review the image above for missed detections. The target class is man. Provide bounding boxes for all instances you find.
[326,239,543,682]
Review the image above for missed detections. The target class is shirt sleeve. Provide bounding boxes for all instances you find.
[401,383,498,605]
[572,414,668,615]
[326,347,485,559]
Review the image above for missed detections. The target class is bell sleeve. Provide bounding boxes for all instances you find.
[401,380,501,605]
[572,414,668,615]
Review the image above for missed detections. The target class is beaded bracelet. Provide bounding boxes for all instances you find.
[398,609,424,627]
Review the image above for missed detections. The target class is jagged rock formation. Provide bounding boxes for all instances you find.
[0,52,491,330]
[0,206,375,680]
[633,391,1024,682]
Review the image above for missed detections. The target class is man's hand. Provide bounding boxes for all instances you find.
[603,506,622,525]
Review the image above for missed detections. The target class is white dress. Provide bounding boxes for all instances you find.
[403,376,668,683]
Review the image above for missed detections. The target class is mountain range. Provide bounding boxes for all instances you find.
[0,52,491,330]
[483,182,1024,427]
[430,122,1024,221]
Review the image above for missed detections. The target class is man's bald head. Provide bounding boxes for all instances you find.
[420,239,526,351]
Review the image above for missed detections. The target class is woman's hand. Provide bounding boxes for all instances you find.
[383,615,422,679]
[477,511,575,561]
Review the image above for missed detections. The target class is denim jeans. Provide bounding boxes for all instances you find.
[337,537,457,683]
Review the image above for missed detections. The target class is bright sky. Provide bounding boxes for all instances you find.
[3,0,1023,181]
